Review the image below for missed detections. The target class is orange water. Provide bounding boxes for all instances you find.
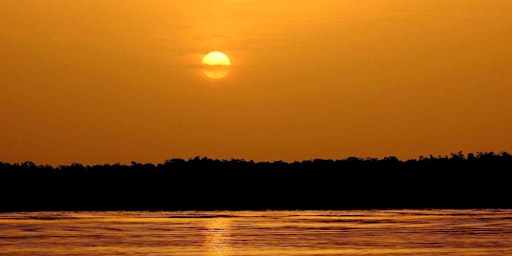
[1,210,511,255]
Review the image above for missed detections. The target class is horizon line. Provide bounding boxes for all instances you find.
[2,151,509,168]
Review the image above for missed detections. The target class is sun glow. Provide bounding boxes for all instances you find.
[202,51,231,79]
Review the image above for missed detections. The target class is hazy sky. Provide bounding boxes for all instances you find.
[1,0,511,165]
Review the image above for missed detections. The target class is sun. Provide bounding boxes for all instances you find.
[202,51,231,79]
[202,51,231,66]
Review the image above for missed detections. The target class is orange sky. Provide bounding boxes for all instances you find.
[1,0,511,165]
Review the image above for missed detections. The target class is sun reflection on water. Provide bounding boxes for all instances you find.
[205,218,232,256]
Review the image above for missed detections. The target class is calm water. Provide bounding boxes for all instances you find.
[1,210,511,255]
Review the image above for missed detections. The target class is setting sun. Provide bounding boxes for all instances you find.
[202,51,231,79]
[202,51,231,66]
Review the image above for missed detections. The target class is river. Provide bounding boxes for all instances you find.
[1,210,511,255]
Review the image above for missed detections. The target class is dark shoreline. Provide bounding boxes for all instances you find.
[2,152,511,212]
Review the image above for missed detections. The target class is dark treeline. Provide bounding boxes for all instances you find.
[1,151,511,211]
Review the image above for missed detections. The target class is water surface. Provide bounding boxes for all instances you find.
[1,210,511,255]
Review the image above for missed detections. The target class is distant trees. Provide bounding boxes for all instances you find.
[0,152,511,211]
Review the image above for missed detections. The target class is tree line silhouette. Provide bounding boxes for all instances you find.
[1,151,511,211]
